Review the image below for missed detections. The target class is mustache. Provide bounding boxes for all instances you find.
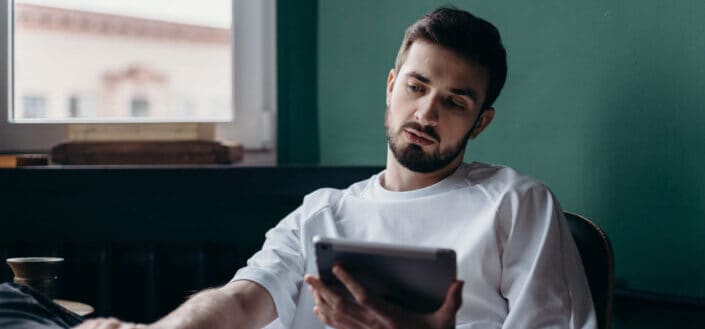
[401,122,440,142]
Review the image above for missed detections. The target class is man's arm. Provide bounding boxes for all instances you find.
[75,280,276,329]
[152,280,276,329]
[498,184,596,328]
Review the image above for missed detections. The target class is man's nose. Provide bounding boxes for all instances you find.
[414,95,439,126]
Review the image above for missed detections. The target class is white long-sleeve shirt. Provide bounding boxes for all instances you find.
[233,162,597,329]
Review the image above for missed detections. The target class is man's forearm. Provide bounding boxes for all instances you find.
[149,280,276,329]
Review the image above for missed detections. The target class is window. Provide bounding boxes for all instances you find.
[68,97,80,118]
[1,1,278,153]
[12,0,232,123]
[21,95,46,118]
[130,96,150,117]
[68,95,96,118]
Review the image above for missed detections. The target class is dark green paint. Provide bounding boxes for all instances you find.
[277,0,320,165]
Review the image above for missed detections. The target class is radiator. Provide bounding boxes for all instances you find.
[1,242,252,323]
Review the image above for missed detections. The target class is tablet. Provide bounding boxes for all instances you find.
[313,236,456,313]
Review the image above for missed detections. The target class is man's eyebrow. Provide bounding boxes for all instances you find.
[450,87,479,103]
[405,71,479,103]
[406,71,430,83]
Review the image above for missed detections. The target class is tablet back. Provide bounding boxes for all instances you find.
[314,237,456,313]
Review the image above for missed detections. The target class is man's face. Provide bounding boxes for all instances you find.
[385,41,495,173]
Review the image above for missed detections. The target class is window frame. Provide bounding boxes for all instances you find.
[0,0,277,152]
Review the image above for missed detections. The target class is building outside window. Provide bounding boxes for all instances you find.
[130,96,150,117]
[69,96,80,117]
[21,95,46,118]
[171,96,195,117]
[68,95,97,117]
[12,0,232,122]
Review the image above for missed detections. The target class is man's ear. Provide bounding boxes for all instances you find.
[469,107,495,140]
[386,69,396,107]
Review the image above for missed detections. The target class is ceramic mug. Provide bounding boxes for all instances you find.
[6,257,64,298]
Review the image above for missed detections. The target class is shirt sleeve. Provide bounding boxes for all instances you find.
[231,206,305,327]
[498,184,597,329]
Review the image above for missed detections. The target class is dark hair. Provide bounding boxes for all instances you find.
[394,7,507,109]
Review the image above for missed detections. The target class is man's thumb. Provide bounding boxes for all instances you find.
[439,280,464,313]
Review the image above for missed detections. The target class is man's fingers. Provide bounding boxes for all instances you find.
[90,318,122,329]
[73,319,101,329]
[74,318,145,329]
[332,266,401,328]
[314,299,374,329]
[101,319,124,329]
[421,281,464,329]
[75,318,120,329]
[305,274,346,311]
[313,306,333,327]
[438,280,464,314]
[309,285,329,309]
[332,265,371,305]
[307,271,396,328]
[119,322,142,329]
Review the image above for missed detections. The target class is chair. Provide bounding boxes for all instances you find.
[564,211,615,329]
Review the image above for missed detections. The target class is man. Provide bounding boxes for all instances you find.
[78,7,596,329]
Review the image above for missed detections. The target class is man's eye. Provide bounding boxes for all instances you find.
[407,84,423,93]
[446,98,465,110]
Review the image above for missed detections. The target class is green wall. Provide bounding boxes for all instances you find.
[317,0,705,302]
[277,0,320,164]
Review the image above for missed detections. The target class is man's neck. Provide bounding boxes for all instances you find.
[382,149,464,192]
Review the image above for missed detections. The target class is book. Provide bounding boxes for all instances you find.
[50,140,243,165]
[0,154,49,168]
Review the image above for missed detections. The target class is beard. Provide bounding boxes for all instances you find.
[385,112,471,173]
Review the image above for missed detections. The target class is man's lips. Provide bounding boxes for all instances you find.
[403,129,436,145]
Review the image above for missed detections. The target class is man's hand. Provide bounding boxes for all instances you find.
[72,318,147,329]
[304,265,463,329]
